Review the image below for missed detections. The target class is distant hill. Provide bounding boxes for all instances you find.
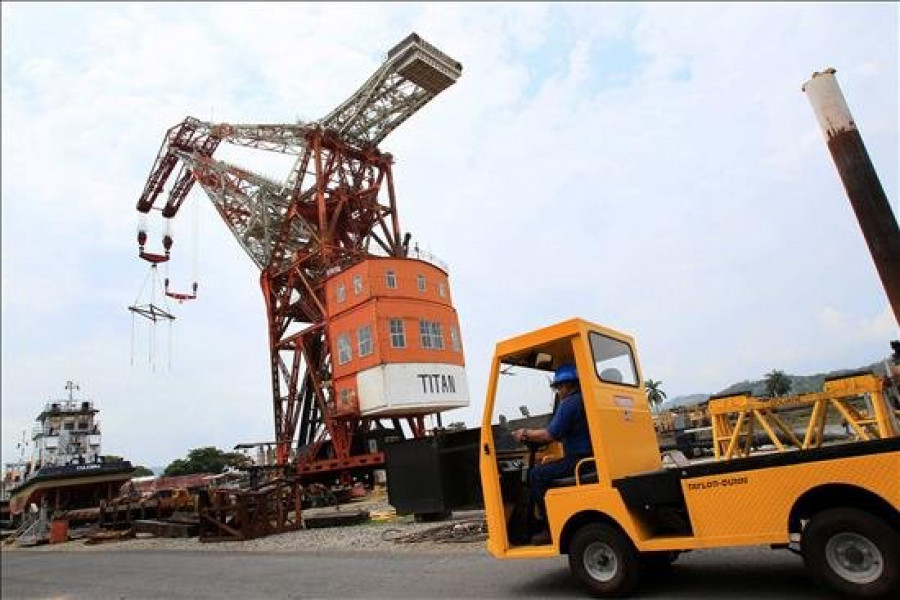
[659,361,887,411]
[660,393,710,410]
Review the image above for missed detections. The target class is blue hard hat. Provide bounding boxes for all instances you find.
[550,364,578,387]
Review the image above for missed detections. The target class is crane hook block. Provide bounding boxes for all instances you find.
[139,250,170,264]
[138,231,172,263]
[165,280,198,302]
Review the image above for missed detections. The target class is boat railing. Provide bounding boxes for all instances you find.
[12,504,49,546]
[41,425,100,436]
[43,400,94,413]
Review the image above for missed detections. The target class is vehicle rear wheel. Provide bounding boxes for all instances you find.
[569,522,640,597]
[801,508,899,599]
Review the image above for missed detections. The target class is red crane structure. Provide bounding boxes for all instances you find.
[134,34,466,481]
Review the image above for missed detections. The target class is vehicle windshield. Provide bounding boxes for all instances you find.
[491,361,558,450]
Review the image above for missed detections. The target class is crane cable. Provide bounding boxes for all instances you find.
[192,194,200,289]
[130,265,154,367]
[164,200,200,371]
[163,199,200,302]
[129,263,174,370]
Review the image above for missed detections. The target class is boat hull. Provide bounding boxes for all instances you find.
[7,461,133,516]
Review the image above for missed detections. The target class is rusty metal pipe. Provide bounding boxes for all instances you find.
[802,68,900,325]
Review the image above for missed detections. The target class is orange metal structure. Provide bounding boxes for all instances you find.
[326,258,465,416]
[131,34,466,481]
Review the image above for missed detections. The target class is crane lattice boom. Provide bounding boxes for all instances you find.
[322,34,462,146]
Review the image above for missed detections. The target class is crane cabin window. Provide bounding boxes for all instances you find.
[417,274,426,292]
[336,283,346,303]
[337,333,352,365]
[353,275,363,295]
[389,318,406,348]
[589,332,638,386]
[386,270,397,289]
[419,320,444,350]
[358,325,373,357]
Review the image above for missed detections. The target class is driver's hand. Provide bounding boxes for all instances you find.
[512,428,526,442]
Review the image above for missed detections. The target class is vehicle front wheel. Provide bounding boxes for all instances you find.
[568,522,641,597]
[801,508,899,599]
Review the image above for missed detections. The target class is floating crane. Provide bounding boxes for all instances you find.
[133,34,466,481]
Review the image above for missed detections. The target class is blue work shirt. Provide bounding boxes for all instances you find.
[547,391,592,458]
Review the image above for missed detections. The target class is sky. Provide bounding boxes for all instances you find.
[2,2,897,469]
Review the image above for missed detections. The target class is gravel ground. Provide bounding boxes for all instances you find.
[1,495,488,555]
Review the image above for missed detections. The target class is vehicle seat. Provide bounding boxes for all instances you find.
[548,458,598,488]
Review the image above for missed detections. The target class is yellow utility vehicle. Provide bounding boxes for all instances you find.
[480,318,900,598]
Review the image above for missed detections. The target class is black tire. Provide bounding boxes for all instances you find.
[568,522,641,597]
[640,550,680,572]
[801,508,899,599]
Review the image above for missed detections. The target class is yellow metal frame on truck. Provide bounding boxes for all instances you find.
[709,374,900,460]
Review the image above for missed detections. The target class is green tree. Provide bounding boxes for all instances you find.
[163,447,251,476]
[131,465,155,477]
[644,379,667,412]
[164,458,191,476]
[445,421,467,431]
[764,369,792,397]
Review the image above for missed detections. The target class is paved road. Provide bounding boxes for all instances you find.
[2,546,829,599]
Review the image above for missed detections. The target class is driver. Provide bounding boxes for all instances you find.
[512,363,593,540]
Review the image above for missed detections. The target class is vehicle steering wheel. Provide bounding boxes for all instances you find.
[522,440,544,478]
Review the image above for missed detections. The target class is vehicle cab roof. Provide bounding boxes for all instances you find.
[494,318,636,370]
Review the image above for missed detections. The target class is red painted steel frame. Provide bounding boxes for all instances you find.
[138,123,428,481]
[258,130,406,475]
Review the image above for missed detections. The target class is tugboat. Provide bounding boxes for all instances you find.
[2,381,134,525]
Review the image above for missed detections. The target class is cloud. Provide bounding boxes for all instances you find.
[2,3,897,467]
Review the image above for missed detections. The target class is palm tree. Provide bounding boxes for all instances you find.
[764,369,792,397]
[644,379,667,412]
